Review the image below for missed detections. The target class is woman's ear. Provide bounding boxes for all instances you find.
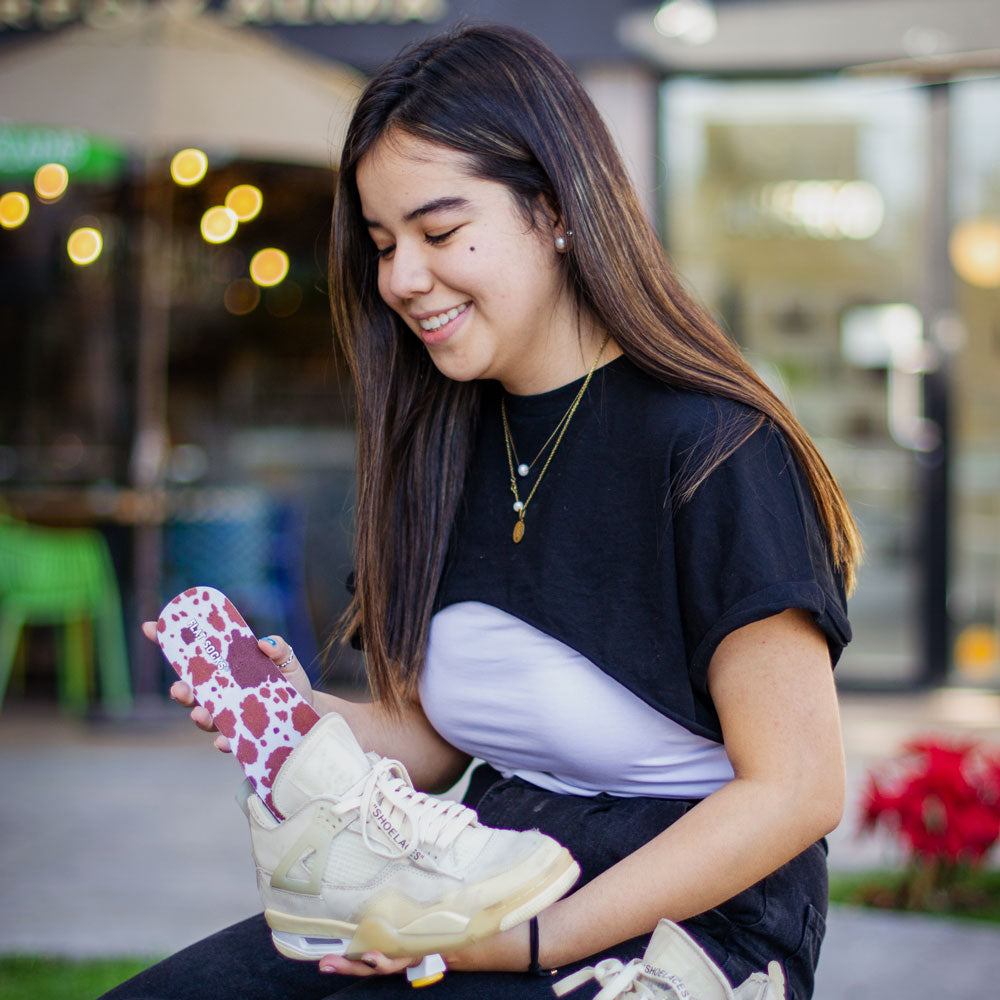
[534,192,565,237]
[535,193,571,252]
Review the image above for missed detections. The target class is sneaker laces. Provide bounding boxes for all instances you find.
[554,959,658,1000]
[332,758,477,861]
[555,953,786,1000]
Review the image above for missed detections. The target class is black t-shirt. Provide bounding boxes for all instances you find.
[436,355,851,743]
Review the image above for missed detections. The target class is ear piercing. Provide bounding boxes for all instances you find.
[554,230,573,252]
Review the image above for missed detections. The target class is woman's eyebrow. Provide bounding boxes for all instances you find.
[364,196,471,229]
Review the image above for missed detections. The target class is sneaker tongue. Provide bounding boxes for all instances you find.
[639,919,733,1000]
[271,713,371,816]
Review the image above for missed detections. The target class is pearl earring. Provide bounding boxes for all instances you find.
[554,234,567,252]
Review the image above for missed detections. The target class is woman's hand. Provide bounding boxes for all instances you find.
[315,917,540,977]
[255,633,316,707]
[139,621,316,753]
[317,953,418,977]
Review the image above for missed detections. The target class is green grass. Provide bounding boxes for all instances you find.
[829,868,1000,924]
[0,955,161,1000]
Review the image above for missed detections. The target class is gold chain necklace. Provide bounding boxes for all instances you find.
[506,408,572,480]
[501,333,611,544]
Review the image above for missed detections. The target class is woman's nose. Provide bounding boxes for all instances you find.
[384,243,433,300]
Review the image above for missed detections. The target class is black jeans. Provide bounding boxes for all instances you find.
[102,765,828,999]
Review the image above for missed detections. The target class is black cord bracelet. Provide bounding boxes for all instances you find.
[528,916,553,977]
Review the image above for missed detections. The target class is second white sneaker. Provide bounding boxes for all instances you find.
[241,712,580,961]
[553,918,786,1000]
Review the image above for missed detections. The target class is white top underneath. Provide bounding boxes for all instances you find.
[419,602,734,798]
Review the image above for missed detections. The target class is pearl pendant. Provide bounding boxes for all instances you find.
[517,463,530,477]
[513,501,524,512]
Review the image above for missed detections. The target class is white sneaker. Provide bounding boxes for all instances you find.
[553,918,786,1000]
[241,712,580,961]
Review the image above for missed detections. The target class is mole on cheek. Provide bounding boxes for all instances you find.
[469,246,475,252]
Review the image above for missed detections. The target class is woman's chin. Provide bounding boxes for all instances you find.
[424,346,493,385]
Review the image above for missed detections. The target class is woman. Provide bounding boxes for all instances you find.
[110,22,859,1000]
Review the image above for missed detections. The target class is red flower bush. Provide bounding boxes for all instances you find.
[861,737,1000,868]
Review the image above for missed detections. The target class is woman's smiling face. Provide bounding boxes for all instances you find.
[355,132,587,395]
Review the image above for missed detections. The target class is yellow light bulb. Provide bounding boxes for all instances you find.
[250,248,289,287]
[67,227,103,265]
[34,163,69,202]
[171,148,209,186]
[949,218,1000,289]
[225,184,263,222]
[201,206,239,244]
[0,192,30,229]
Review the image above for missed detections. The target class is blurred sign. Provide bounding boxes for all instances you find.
[223,0,447,25]
[0,0,447,31]
[0,123,126,180]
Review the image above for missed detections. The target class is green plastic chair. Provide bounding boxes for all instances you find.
[0,516,132,714]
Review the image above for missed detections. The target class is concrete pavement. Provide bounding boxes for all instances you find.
[2,687,1000,997]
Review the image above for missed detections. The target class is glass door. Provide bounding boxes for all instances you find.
[661,75,928,685]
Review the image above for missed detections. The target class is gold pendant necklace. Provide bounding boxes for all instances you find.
[502,333,611,543]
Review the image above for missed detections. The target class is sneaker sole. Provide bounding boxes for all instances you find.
[266,848,580,960]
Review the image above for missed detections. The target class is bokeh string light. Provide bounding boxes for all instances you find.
[225,184,263,222]
[0,192,30,229]
[170,148,209,186]
[167,148,294,307]
[249,247,289,287]
[67,226,103,265]
[201,205,239,244]
[34,163,69,202]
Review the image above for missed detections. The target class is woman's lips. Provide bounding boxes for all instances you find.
[416,302,470,345]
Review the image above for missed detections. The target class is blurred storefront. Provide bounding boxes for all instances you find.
[629,0,1000,688]
[1,0,998,704]
[0,0,659,701]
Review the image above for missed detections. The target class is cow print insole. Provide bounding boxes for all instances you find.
[157,586,319,819]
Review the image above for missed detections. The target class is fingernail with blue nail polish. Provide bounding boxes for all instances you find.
[263,637,277,646]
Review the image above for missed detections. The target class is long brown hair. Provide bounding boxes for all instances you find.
[329,23,862,709]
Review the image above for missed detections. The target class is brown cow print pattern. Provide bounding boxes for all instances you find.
[157,586,319,819]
